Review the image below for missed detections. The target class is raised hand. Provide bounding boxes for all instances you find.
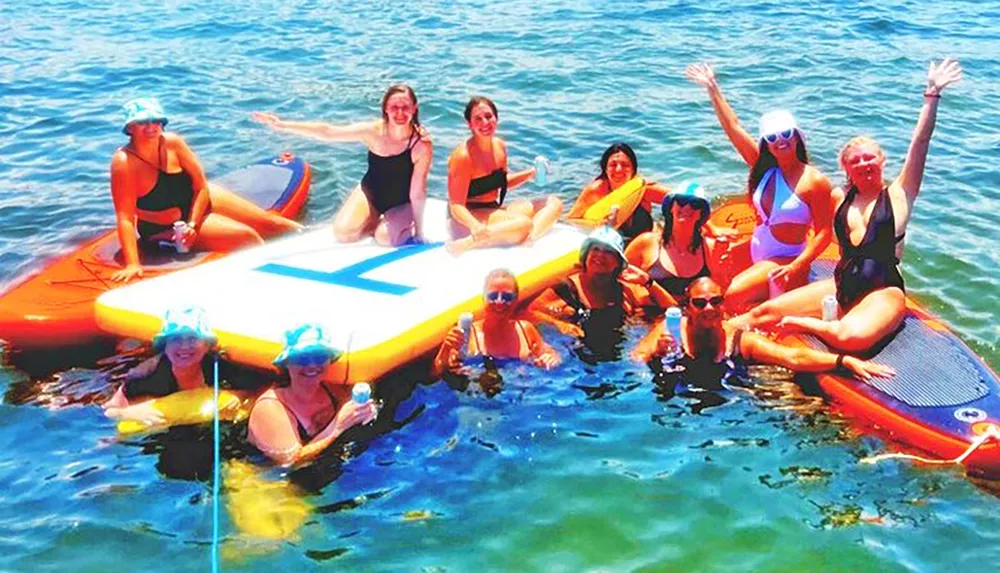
[926,58,962,95]
[685,63,718,90]
[250,111,283,129]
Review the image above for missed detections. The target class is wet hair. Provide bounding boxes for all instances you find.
[381,84,421,134]
[596,143,638,183]
[464,96,498,122]
[838,135,884,190]
[484,267,519,296]
[661,195,711,253]
[746,133,809,201]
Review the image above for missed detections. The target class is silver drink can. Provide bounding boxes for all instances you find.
[172,221,190,254]
[822,295,838,321]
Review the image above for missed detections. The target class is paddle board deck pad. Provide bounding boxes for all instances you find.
[95,199,585,383]
[0,154,310,349]
[712,199,1000,477]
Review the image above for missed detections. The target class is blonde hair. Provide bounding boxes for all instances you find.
[838,136,884,189]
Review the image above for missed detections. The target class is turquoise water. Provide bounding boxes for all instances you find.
[2,0,1000,571]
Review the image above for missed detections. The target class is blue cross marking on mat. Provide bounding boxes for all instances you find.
[254,242,441,295]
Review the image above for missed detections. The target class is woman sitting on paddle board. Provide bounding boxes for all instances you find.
[631,278,895,383]
[252,84,432,246]
[433,268,561,375]
[730,59,963,353]
[445,97,563,254]
[103,307,238,424]
[248,325,377,466]
[111,97,301,283]
[625,182,726,308]
[528,227,671,360]
[685,64,835,310]
[566,143,672,242]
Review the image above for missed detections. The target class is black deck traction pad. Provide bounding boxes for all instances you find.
[801,260,989,408]
[97,163,293,268]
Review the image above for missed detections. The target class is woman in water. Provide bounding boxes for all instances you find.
[566,143,672,242]
[111,97,301,282]
[625,182,724,308]
[445,97,563,254]
[252,84,433,245]
[631,278,895,383]
[685,64,835,309]
[730,59,962,353]
[248,324,377,465]
[103,307,237,425]
[433,268,561,375]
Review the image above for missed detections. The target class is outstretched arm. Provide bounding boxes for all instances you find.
[109,153,143,282]
[740,331,895,381]
[409,136,433,239]
[685,63,760,167]
[896,58,962,203]
[251,112,376,144]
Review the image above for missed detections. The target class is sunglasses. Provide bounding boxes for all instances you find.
[288,352,331,367]
[132,119,164,127]
[689,296,724,309]
[484,290,517,304]
[763,129,796,144]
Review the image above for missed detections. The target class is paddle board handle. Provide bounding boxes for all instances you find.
[173,221,190,254]
[822,295,838,321]
[457,312,474,359]
[352,382,372,404]
[533,155,550,186]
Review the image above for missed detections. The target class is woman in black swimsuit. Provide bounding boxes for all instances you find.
[111,97,301,282]
[445,97,563,254]
[252,85,433,246]
[730,59,963,353]
[248,324,377,465]
[624,183,723,308]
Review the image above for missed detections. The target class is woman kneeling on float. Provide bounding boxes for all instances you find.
[248,325,377,466]
[433,268,561,375]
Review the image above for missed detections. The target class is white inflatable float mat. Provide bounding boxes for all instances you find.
[95,199,585,383]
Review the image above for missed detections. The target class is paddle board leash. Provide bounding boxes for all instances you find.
[860,424,1000,468]
[211,355,220,573]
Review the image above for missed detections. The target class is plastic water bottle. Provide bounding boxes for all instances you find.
[664,306,683,359]
[457,312,474,359]
[822,295,838,321]
[533,155,550,187]
[172,221,190,254]
[767,268,784,300]
[352,382,372,404]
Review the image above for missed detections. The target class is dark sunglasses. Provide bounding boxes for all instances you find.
[288,352,331,367]
[484,290,517,304]
[763,129,796,144]
[689,296,724,309]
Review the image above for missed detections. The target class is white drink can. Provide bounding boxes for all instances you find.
[172,221,190,254]
[822,295,838,321]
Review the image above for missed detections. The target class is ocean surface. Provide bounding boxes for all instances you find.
[1,0,999,571]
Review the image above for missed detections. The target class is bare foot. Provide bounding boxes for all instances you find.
[445,239,470,256]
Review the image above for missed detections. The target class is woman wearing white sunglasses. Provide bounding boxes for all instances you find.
[686,64,835,311]
[433,268,560,375]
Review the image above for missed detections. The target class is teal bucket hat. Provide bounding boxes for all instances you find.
[121,96,169,135]
[272,324,342,367]
[152,306,216,352]
[661,180,710,217]
[580,226,626,273]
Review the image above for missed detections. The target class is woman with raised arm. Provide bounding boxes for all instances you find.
[252,84,432,245]
[111,97,301,282]
[685,64,835,310]
[730,59,962,352]
[445,97,563,254]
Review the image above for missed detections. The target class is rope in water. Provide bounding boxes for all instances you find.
[212,356,220,573]
[860,424,1000,467]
